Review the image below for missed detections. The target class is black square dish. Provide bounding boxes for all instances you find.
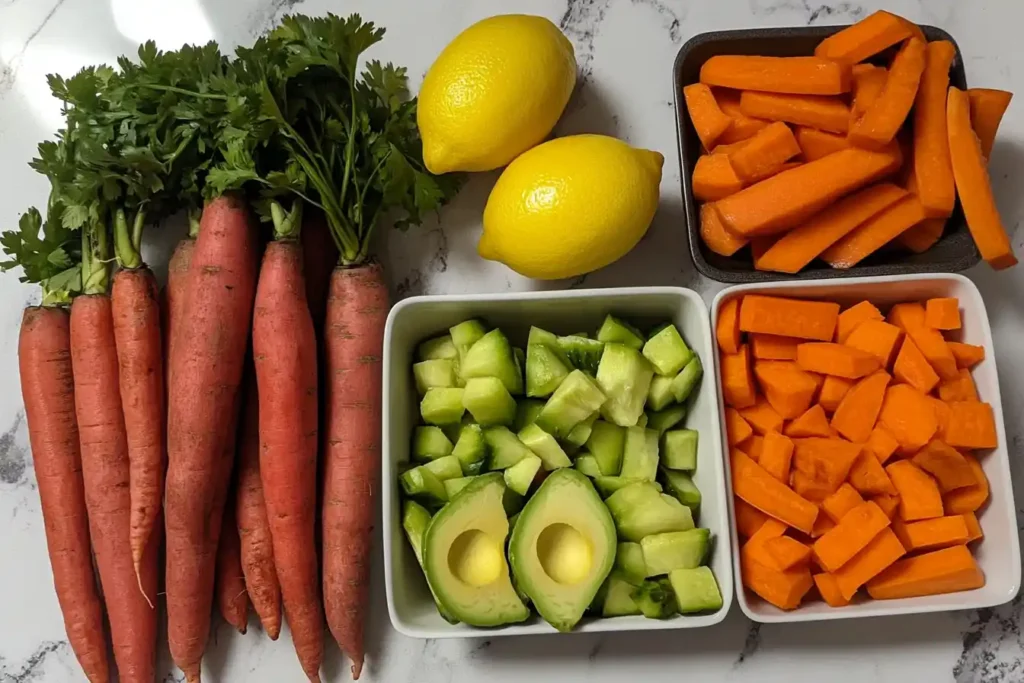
[673,25,979,283]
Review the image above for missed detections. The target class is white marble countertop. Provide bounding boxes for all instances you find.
[1,0,1023,681]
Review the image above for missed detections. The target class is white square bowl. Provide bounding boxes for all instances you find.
[382,287,733,638]
[711,273,1021,623]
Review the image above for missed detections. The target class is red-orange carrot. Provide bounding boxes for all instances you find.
[19,307,110,683]
[759,430,795,483]
[735,497,770,538]
[216,495,249,634]
[943,453,990,514]
[938,368,979,403]
[740,91,851,134]
[833,528,906,600]
[166,196,259,682]
[896,218,945,254]
[715,88,771,144]
[830,370,891,443]
[837,300,884,343]
[943,401,999,450]
[878,383,938,454]
[821,483,865,523]
[754,360,821,419]
[849,38,927,149]
[866,545,983,599]
[913,41,957,218]
[893,335,940,395]
[948,341,985,369]
[740,398,785,435]
[164,235,194,375]
[726,407,754,447]
[794,126,851,161]
[693,154,745,201]
[812,501,891,572]
[924,297,961,330]
[701,202,748,257]
[911,440,976,493]
[968,88,1013,159]
[700,55,851,95]
[323,263,390,680]
[739,294,839,341]
[750,333,799,361]
[904,323,958,380]
[721,344,757,409]
[71,295,158,683]
[724,121,801,182]
[821,195,929,268]
[848,450,898,497]
[732,450,819,534]
[866,427,900,465]
[684,83,735,150]
[849,64,888,124]
[886,460,944,521]
[887,302,926,331]
[815,10,920,66]
[818,375,853,413]
[814,572,851,607]
[791,438,863,498]
[796,342,881,379]
[716,296,743,354]
[843,319,903,369]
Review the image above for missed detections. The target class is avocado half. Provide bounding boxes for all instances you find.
[508,469,616,631]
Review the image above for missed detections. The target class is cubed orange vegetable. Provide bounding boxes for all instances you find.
[925,297,961,330]
[948,341,985,369]
[739,398,785,435]
[726,407,754,446]
[813,501,891,572]
[891,515,969,552]
[735,497,770,538]
[831,370,891,443]
[938,368,979,402]
[944,401,998,449]
[818,375,854,413]
[721,344,757,409]
[739,295,839,341]
[836,301,884,343]
[784,404,833,439]
[961,512,984,543]
[848,450,898,497]
[843,320,903,369]
[821,483,865,523]
[878,383,938,453]
[893,335,940,394]
[750,333,799,360]
[796,342,881,379]
[943,453,990,514]
[886,460,944,521]
[814,572,851,607]
[866,545,983,599]
[716,297,743,354]
[754,360,821,419]
[834,528,906,600]
[866,427,900,465]
[759,431,795,483]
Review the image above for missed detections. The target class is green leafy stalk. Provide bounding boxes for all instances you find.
[81,219,110,295]
[113,208,145,269]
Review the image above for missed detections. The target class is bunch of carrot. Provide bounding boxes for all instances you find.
[685,9,1017,273]
[718,292,995,610]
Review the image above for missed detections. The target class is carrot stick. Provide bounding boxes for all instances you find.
[758,431,794,482]
[937,368,979,402]
[925,297,961,330]
[849,38,927,149]
[830,370,891,443]
[913,41,957,218]
[735,497,770,538]
[739,398,785,435]
[756,183,907,274]
[721,344,757,409]
[715,145,903,237]
[886,301,926,331]
[893,336,940,394]
[962,511,984,543]
[741,545,815,610]
[323,263,390,680]
[904,323,958,380]
[746,435,765,461]
[837,300,884,343]
[216,494,249,634]
[812,501,891,572]
[71,295,158,683]
[684,83,734,150]
[968,88,1013,159]
[943,401,998,449]
[754,360,821,419]
[715,88,770,144]
[814,10,920,66]
[726,407,754,447]
[19,306,110,683]
[843,319,903,368]
[943,453,989,514]
[848,450,898,497]
[732,450,819,534]
[740,91,851,134]
[821,483,865,523]
[833,528,906,600]
[886,460,944,521]
[701,202,748,257]
[818,375,853,413]
[796,342,880,379]
[764,536,812,571]
[716,296,743,354]
[166,196,259,682]
[896,218,945,254]
[948,341,985,369]
[794,126,851,161]
[814,572,851,607]
[700,55,851,95]
[947,86,1018,269]
[724,121,801,182]
[739,294,839,341]
[693,154,745,201]
[849,64,888,124]
[929,396,953,442]
[811,510,837,537]
[236,372,282,640]
[821,195,928,268]
[750,333,799,361]
[911,440,976,493]
[866,545,983,599]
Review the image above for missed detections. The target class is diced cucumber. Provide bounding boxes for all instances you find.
[641,528,710,575]
[449,319,487,352]
[602,572,641,617]
[513,399,545,431]
[483,426,533,470]
[631,578,678,619]
[574,454,603,478]
[565,413,598,447]
[605,482,695,542]
[525,344,570,398]
[423,455,463,482]
[669,566,723,614]
[637,413,649,428]
[417,334,458,361]
[503,454,542,495]
[597,314,645,350]
[586,421,626,476]
[400,466,448,506]
[556,335,605,374]
[517,424,572,470]
[420,388,465,425]
[671,356,703,403]
[412,426,453,461]
[661,469,702,514]
[596,343,654,427]
[451,423,486,475]
[413,359,456,394]
[402,501,458,623]
[460,329,522,395]
[642,324,693,377]
[619,427,659,481]
[647,405,688,435]
[443,476,478,499]
[615,542,648,584]
[647,375,676,412]
[661,429,698,471]
[462,377,516,426]
[528,326,561,352]
[535,370,606,438]
[594,476,662,498]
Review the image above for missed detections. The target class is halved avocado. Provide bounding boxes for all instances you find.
[508,469,616,632]
[423,473,530,627]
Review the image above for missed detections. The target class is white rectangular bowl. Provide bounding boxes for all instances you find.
[711,273,1021,623]
[383,287,733,638]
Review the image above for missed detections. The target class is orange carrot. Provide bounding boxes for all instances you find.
[323,263,390,680]
[726,407,754,447]
[849,38,927,149]
[925,297,961,330]
[750,333,799,361]
[843,319,903,369]
[892,515,969,553]
[164,236,195,369]
[822,483,865,523]
[764,536,812,571]
[929,396,953,442]
[892,336,940,394]
[878,383,938,453]
[904,324,958,380]
[693,154,745,201]
[19,307,110,683]
[913,41,957,218]
[968,88,1013,159]
[700,55,851,95]
[739,294,839,341]
[721,344,757,409]
[850,64,889,123]
[848,450,898,497]
[944,401,998,450]
[741,548,814,610]
[814,573,851,607]
[216,496,249,634]
[71,295,158,683]
[896,218,946,254]
[948,86,1018,269]
[871,494,901,520]
[716,297,743,354]
[943,453,989,514]
[821,195,929,268]
[759,431,795,483]
[866,545,983,599]
[739,398,785,435]
[792,438,863,497]
[701,202,749,257]
[886,460,944,521]
[794,126,851,161]
[796,342,881,379]
[815,10,920,66]
[745,519,788,566]
[819,375,853,413]
[166,196,259,682]
[813,501,891,572]
[811,511,838,537]
[887,302,926,331]
[830,370,891,443]
[785,404,832,438]
[837,300,884,343]
[715,145,903,236]
[725,121,801,182]
[715,88,771,144]
[948,341,985,369]
[938,369,979,402]
[834,528,906,600]
[684,83,734,150]
[747,434,766,460]
[740,91,851,134]
[866,426,901,465]
[754,360,821,419]
[236,373,282,640]
[732,450,819,534]
[962,512,984,543]
[735,497,770,538]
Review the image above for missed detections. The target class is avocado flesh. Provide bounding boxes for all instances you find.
[509,469,616,632]
[423,474,529,627]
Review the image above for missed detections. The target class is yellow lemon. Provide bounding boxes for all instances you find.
[418,14,576,174]
[480,135,664,280]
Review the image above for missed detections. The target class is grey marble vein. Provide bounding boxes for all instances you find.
[734,622,761,666]
[0,0,68,98]
[0,411,26,486]
[630,0,684,44]
[954,600,1024,682]
[0,640,67,683]
[559,0,611,86]
[746,0,864,24]
[245,0,308,38]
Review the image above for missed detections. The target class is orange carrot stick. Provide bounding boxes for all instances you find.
[740,91,851,134]
[913,41,957,218]
[943,453,989,514]
[735,497,770,538]
[911,440,976,493]
[813,501,891,572]
[216,495,249,634]
[754,360,821,419]
[721,344,757,409]
[819,375,853,413]
[684,83,734,150]
[724,121,801,182]
[866,545,983,599]
[750,333,799,361]
[821,195,928,268]
[843,319,903,368]
[715,88,771,144]
[764,536,812,571]
[887,302,925,331]
[962,512,984,543]
[739,398,785,435]
[830,370,891,443]
[732,450,819,534]
[701,202,748,257]
[739,294,839,341]
[849,38,927,149]
[896,217,945,254]
[700,55,851,95]
[716,297,743,354]
[726,407,754,447]
[741,546,815,610]
[948,86,1018,269]
[834,528,906,600]
[822,483,865,523]
[837,300,884,343]
[815,10,920,66]
[904,323,958,380]
[794,126,851,161]
[814,572,851,607]
[893,336,940,394]
[947,341,985,369]
[943,401,998,449]
[925,297,961,330]
[968,88,1013,160]
[849,64,888,123]
[758,430,795,482]
[796,342,881,379]
[692,154,745,201]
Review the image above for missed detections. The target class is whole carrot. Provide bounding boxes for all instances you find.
[322,263,389,680]
[216,493,249,634]
[254,231,323,682]
[165,195,258,682]
[19,305,110,683]
[163,226,196,370]
[235,373,282,640]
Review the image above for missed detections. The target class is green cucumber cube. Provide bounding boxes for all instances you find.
[615,542,648,584]
[662,429,698,471]
[513,399,545,431]
[420,388,465,425]
[423,455,463,481]
[573,453,603,478]
[671,356,703,403]
[619,427,660,481]
[412,426,453,460]
[594,476,662,498]
[565,413,598,447]
[602,572,641,616]
[526,344,570,398]
[442,476,478,499]
[669,566,723,614]
[503,454,542,495]
[413,359,456,394]
[661,469,702,514]
[596,343,654,427]
[483,426,533,470]
[586,421,626,476]
[535,370,606,439]
[417,334,458,361]
[460,329,522,395]
[641,528,710,575]
[643,324,693,377]
[631,578,678,619]
[647,405,688,435]
[462,377,516,426]
[451,423,486,474]
[517,423,572,470]
[400,466,448,505]
[605,482,695,542]
[647,375,676,412]
[449,319,487,352]
[597,314,645,350]
[556,335,605,374]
